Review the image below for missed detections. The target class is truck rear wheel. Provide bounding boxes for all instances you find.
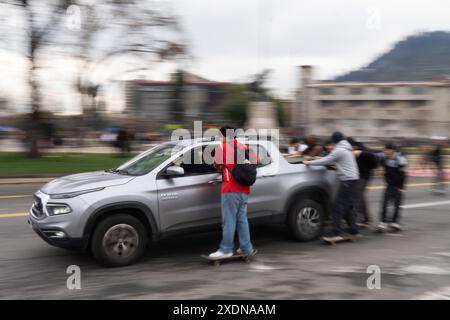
[287,199,324,241]
[91,214,148,267]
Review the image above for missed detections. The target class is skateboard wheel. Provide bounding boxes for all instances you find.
[213,261,220,267]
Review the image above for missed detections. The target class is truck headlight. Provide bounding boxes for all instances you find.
[46,204,72,216]
[50,187,105,199]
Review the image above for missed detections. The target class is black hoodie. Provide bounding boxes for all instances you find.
[377,153,408,189]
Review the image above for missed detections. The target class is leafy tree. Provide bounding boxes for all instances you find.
[223,84,250,127]
[171,69,184,123]
[272,98,286,127]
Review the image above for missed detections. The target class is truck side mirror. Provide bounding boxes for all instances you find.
[165,166,185,177]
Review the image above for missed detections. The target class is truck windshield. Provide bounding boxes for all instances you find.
[116,143,180,176]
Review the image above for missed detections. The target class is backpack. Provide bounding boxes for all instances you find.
[228,142,257,186]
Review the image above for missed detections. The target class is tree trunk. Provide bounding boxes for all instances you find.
[26,58,42,158]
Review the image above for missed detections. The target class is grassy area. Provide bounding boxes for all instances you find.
[0,152,135,176]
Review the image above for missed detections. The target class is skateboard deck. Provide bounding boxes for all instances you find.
[201,250,258,266]
[375,226,401,233]
[322,235,356,246]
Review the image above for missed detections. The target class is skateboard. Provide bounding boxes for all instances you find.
[375,225,401,233]
[201,250,258,266]
[322,235,356,246]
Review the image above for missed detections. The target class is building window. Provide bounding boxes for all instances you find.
[410,100,427,108]
[319,88,334,95]
[349,101,365,107]
[378,87,394,94]
[349,87,364,95]
[410,86,428,95]
[379,100,393,107]
[320,101,334,107]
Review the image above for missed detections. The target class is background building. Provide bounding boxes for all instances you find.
[125,71,227,131]
[296,66,450,139]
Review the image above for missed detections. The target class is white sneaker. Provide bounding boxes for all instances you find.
[208,250,233,259]
[389,223,402,231]
[322,235,344,242]
[377,222,388,231]
[236,248,256,256]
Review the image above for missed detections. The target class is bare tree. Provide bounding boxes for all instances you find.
[72,0,187,129]
[0,0,187,156]
[0,0,72,157]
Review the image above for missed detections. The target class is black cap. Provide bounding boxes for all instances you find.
[219,125,235,139]
[385,142,396,150]
[331,131,344,144]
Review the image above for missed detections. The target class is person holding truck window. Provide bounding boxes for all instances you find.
[303,131,361,242]
[208,126,257,259]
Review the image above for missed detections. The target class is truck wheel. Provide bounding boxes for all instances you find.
[288,199,324,241]
[91,214,148,267]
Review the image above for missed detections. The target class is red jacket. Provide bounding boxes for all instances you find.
[214,140,253,193]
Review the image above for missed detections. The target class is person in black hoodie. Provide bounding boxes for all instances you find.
[348,138,378,228]
[376,143,408,231]
[430,141,447,193]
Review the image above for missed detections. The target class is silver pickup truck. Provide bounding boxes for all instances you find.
[28,138,338,267]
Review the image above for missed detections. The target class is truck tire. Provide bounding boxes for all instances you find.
[91,214,148,267]
[287,199,324,241]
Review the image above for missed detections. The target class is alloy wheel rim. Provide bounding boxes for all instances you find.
[102,224,139,259]
[296,207,320,236]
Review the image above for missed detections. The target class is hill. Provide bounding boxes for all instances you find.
[335,31,450,82]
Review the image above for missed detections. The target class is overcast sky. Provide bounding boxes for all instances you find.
[173,0,450,96]
[1,0,450,113]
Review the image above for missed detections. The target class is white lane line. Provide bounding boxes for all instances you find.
[401,200,450,209]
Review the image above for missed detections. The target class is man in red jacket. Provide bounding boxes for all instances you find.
[208,126,256,258]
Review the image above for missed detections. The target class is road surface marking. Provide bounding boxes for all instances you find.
[0,212,29,218]
[368,181,450,190]
[401,200,450,209]
[0,195,30,200]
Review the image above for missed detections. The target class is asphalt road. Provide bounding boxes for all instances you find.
[0,178,450,300]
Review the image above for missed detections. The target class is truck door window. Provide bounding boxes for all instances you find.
[174,146,217,176]
[249,144,272,167]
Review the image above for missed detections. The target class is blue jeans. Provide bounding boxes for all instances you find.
[219,192,254,255]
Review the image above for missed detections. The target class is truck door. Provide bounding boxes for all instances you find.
[156,145,222,232]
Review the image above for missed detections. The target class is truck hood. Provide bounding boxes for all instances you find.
[41,171,135,195]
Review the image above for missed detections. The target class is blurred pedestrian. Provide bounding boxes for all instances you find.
[304,132,360,242]
[323,140,335,156]
[287,137,307,156]
[376,143,408,231]
[301,135,323,159]
[430,141,447,193]
[116,129,131,157]
[348,138,378,228]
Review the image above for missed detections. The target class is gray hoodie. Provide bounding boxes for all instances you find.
[307,140,359,181]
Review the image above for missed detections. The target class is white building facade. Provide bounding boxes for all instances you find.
[297,67,450,139]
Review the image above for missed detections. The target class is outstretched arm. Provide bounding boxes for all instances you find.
[304,150,339,166]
